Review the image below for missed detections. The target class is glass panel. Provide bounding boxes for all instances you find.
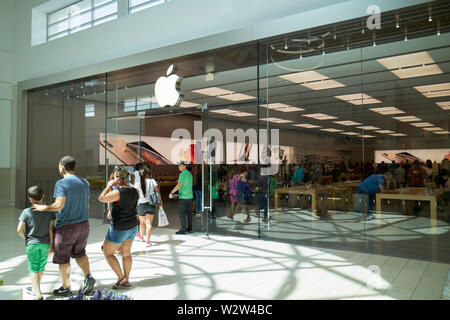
[360,40,450,261]
[48,20,69,37]
[93,2,117,20]
[95,0,114,7]
[49,7,69,25]
[48,31,69,41]
[259,35,366,250]
[129,0,165,13]
[93,14,117,26]
[27,74,107,220]
[70,0,92,16]
[70,11,91,29]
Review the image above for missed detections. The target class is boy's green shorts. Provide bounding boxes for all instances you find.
[26,244,50,273]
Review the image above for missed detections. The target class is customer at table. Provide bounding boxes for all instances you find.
[408,160,426,187]
[291,164,305,186]
[354,171,393,222]
[408,160,427,215]
[394,164,406,188]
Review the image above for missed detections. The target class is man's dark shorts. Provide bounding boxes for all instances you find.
[53,220,89,264]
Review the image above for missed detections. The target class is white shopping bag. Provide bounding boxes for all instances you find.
[158,206,169,227]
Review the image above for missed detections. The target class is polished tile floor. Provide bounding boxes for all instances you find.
[0,207,448,300]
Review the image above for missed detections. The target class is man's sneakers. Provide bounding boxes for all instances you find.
[52,274,95,297]
[53,286,72,297]
[175,230,185,235]
[81,274,96,295]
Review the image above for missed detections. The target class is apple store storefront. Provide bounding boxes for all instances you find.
[23,3,450,263]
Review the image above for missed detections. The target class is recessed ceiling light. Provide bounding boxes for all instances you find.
[276,106,305,112]
[320,128,343,132]
[341,132,360,136]
[335,93,382,105]
[260,117,293,123]
[230,112,255,117]
[376,51,443,79]
[359,135,376,138]
[389,133,407,136]
[218,93,255,101]
[393,115,422,122]
[436,101,450,110]
[433,131,450,134]
[303,113,338,120]
[192,87,234,96]
[293,123,322,128]
[410,122,434,127]
[278,70,346,90]
[357,126,380,130]
[369,106,405,115]
[375,130,395,134]
[179,101,200,108]
[414,83,450,98]
[264,103,291,110]
[210,109,238,115]
[423,127,443,131]
[333,120,362,126]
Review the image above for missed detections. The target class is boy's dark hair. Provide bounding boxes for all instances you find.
[27,185,44,201]
[59,156,76,171]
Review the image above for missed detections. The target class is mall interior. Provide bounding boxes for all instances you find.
[1,0,450,300]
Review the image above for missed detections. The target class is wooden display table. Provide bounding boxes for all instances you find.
[375,188,441,227]
[274,186,319,212]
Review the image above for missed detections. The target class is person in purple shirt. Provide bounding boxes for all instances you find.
[355,171,393,222]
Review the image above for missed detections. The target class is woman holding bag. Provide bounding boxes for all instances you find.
[134,164,162,247]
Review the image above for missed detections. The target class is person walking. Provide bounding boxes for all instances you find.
[134,164,162,247]
[17,185,56,300]
[169,161,194,234]
[98,168,139,289]
[32,156,95,297]
[233,166,252,224]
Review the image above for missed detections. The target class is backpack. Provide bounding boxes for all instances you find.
[229,174,239,197]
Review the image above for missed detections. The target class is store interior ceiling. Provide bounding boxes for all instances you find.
[34,1,450,142]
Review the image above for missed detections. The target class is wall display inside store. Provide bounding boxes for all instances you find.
[375,149,450,163]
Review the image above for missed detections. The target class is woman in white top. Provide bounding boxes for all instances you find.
[133,164,162,247]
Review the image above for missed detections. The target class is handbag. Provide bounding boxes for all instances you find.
[148,179,161,205]
[158,206,169,227]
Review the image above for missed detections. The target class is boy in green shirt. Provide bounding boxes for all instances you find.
[17,185,56,300]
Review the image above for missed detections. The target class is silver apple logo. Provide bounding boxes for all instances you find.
[155,64,183,107]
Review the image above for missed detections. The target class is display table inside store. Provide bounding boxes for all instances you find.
[85,176,105,189]
[376,188,444,228]
[274,186,324,213]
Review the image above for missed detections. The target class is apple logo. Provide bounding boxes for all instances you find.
[155,64,183,107]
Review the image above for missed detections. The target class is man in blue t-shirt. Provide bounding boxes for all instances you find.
[32,156,96,297]
[355,171,393,221]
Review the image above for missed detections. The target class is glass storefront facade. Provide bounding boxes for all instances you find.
[26,2,450,262]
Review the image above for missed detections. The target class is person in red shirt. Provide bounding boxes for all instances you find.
[408,160,426,187]
[408,160,426,215]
